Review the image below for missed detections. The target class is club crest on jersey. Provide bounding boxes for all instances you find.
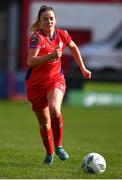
[59,42,63,49]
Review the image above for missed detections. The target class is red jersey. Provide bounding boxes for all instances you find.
[25,28,71,88]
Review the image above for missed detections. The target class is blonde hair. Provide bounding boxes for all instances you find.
[29,5,55,33]
[29,19,41,32]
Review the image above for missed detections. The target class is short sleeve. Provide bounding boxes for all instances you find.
[29,33,41,49]
[64,30,72,45]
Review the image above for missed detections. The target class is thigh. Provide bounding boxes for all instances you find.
[47,88,64,111]
[47,75,66,110]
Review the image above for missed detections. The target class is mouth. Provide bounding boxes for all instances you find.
[48,25,53,27]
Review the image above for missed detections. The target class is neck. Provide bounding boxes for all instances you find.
[42,29,55,39]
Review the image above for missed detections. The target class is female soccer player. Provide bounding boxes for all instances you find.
[25,5,91,165]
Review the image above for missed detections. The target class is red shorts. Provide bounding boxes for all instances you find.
[26,75,66,111]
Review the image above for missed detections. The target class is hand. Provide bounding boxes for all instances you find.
[51,47,62,59]
[81,68,91,79]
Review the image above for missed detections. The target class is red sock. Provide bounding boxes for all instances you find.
[40,128,54,155]
[51,114,63,147]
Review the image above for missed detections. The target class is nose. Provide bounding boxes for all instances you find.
[47,18,52,24]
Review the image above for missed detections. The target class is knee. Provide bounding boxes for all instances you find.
[49,105,61,119]
[40,122,51,131]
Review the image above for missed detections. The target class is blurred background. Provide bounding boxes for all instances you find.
[0,0,122,106]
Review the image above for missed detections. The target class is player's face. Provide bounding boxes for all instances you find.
[40,10,56,31]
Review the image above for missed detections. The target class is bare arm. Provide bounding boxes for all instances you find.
[27,48,62,68]
[68,40,91,79]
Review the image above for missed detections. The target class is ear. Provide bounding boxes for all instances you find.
[55,19,57,24]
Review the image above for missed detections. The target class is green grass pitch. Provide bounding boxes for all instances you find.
[0,100,122,178]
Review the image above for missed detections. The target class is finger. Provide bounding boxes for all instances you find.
[88,73,91,79]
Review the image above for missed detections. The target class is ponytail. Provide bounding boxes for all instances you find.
[29,19,40,32]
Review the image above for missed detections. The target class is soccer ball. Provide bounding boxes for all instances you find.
[81,152,106,174]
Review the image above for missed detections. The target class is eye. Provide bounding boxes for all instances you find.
[43,17,48,21]
[50,17,54,21]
